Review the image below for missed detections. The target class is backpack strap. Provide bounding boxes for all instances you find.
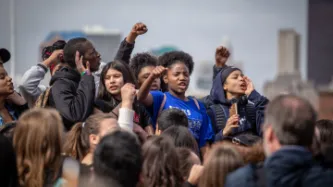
[34,87,52,108]
[190,97,201,110]
[157,94,167,117]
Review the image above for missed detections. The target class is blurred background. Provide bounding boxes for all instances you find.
[0,0,332,119]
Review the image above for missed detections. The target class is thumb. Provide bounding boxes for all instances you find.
[86,61,90,71]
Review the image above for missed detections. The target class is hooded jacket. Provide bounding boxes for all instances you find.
[48,67,95,130]
[204,70,268,141]
[225,146,333,187]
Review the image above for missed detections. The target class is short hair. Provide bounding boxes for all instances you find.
[161,126,199,154]
[157,108,189,131]
[130,52,157,79]
[264,94,317,146]
[158,51,194,75]
[63,37,89,68]
[93,130,142,187]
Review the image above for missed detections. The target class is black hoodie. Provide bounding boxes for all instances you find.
[48,67,95,131]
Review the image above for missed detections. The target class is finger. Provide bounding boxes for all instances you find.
[75,51,80,63]
[86,61,90,70]
[230,125,240,129]
[79,56,83,65]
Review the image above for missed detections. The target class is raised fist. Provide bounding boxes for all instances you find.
[215,46,230,67]
[131,22,148,36]
[150,66,167,79]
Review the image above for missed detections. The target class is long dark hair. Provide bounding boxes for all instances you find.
[142,136,183,187]
[97,60,137,106]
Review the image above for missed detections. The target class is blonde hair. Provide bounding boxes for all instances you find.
[199,144,244,187]
[63,113,116,161]
[14,108,64,187]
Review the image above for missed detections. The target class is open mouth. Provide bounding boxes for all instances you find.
[240,83,247,91]
[109,86,118,91]
[150,84,159,90]
[178,82,187,89]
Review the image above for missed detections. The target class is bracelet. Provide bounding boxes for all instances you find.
[81,71,86,76]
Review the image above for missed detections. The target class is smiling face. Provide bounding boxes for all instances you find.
[223,70,246,97]
[138,65,161,91]
[0,66,14,96]
[104,68,124,96]
[163,62,190,96]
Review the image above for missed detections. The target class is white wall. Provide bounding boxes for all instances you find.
[0,0,308,91]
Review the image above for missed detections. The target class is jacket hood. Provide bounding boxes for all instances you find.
[210,70,230,105]
[50,67,81,86]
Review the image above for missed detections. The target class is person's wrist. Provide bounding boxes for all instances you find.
[121,100,133,109]
[126,33,138,44]
[42,59,53,67]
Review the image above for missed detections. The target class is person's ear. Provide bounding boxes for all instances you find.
[89,134,100,146]
[163,74,168,84]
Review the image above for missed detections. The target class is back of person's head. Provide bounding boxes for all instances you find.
[97,60,137,102]
[0,134,18,187]
[176,148,201,180]
[42,40,66,61]
[14,108,63,187]
[93,130,141,187]
[63,113,118,161]
[142,136,183,187]
[63,37,89,68]
[198,144,244,187]
[264,95,316,148]
[157,108,188,133]
[0,121,16,142]
[161,125,199,154]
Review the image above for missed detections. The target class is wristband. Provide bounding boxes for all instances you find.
[81,71,86,76]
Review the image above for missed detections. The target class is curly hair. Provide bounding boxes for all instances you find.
[130,52,157,79]
[158,51,194,75]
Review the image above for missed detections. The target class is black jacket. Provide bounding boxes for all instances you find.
[48,67,95,131]
[225,146,333,187]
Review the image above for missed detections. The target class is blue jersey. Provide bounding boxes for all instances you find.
[149,91,214,147]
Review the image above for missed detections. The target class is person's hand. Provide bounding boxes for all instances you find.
[75,51,91,75]
[150,66,167,79]
[215,46,230,68]
[133,124,149,142]
[126,23,148,44]
[121,83,136,109]
[43,49,63,67]
[222,114,239,136]
[187,165,204,185]
[6,91,26,106]
[244,76,254,96]
[131,22,148,36]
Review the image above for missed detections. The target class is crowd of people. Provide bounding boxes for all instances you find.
[0,22,332,187]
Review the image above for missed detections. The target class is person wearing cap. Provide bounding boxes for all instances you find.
[203,47,269,145]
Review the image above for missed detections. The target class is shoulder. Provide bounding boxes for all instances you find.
[225,164,257,187]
